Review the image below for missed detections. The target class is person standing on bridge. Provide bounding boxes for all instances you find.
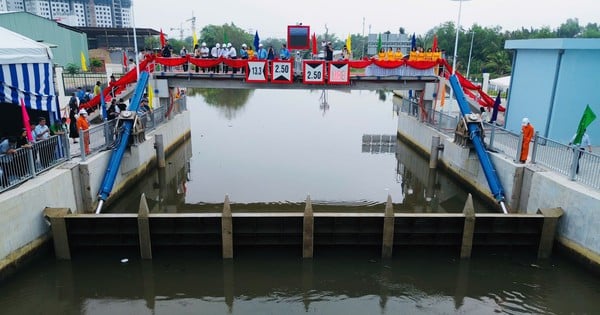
[77,109,91,155]
[568,129,592,174]
[519,117,534,163]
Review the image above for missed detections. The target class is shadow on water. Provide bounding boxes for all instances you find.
[1,246,599,315]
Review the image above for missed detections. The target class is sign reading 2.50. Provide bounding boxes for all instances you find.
[303,61,325,84]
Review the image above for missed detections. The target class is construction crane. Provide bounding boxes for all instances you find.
[170,23,185,41]
[186,13,196,37]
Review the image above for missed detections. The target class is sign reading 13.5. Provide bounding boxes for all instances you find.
[246,61,268,82]
[302,61,325,84]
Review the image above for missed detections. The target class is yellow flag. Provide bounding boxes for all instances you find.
[147,82,154,109]
[80,51,88,72]
[346,34,352,52]
[192,31,198,48]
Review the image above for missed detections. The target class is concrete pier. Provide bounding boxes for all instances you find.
[138,194,152,259]
[381,195,395,259]
[222,195,233,259]
[303,195,314,258]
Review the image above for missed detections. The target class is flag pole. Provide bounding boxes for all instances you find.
[131,0,140,81]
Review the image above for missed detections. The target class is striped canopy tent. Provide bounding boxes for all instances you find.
[0,27,58,121]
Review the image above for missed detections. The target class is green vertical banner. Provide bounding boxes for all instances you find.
[573,104,596,144]
[223,31,228,44]
[377,33,382,52]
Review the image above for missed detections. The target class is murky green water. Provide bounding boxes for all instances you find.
[1,89,598,314]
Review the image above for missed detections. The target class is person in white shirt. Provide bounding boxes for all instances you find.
[228,43,238,74]
[211,43,221,73]
[568,130,592,174]
[221,43,231,73]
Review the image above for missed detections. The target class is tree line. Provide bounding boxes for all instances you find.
[145,18,599,81]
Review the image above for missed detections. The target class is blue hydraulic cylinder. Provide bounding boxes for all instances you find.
[97,71,150,203]
[449,75,505,203]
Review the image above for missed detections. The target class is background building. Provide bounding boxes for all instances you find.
[504,39,600,143]
[0,11,88,67]
[367,33,410,56]
[0,0,132,28]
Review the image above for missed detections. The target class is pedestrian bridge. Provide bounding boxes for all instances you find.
[81,55,501,114]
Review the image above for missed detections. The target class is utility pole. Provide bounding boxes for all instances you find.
[362,17,365,59]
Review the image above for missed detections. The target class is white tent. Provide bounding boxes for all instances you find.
[489,75,511,90]
[0,27,58,118]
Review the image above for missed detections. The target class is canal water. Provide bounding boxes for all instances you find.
[1,89,599,314]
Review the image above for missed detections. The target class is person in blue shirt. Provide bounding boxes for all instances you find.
[279,44,290,60]
[257,44,267,60]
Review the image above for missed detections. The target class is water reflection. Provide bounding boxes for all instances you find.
[187,88,254,120]
[107,89,495,213]
[2,248,599,314]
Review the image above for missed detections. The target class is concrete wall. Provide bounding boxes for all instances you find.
[397,112,600,265]
[0,109,190,275]
[505,39,600,143]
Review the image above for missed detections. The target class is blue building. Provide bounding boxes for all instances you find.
[504,39,600,144]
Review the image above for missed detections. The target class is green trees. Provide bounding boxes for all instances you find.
[152,18,598,79]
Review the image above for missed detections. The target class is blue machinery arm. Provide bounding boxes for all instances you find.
[449,75,508,214]
[95,71,150,214]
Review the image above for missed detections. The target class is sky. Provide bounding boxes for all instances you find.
[134,0,599,41]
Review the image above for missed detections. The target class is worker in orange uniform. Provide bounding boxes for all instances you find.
[519,117,534,163]
[77,109,91,155]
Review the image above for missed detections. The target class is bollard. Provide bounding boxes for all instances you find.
[138,193,152,259]
[154,134,165,168]
[381,195,395,258]
[222,195,233,259]
[460,194,476,259]
[303,195,314,258]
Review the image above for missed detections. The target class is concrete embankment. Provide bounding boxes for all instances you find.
[0,110,191,279]
[396,111,600,269]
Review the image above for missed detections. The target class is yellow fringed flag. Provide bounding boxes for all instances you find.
[80,51,88,72]
[346,34,352,53]
[147,82,154,109]
[192,31,198,48]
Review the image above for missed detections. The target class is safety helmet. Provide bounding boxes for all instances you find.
[522,117,529,126]
[216,43,220,48]
[201,42,206,46]
[242,43,247,48]
[227,43,232,48]
[259,43,263,47]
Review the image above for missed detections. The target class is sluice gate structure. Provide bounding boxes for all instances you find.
[44,195,563,261]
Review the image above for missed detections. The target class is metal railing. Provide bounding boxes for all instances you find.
[397,97,600,190]
[62,72,122,96]
[1,134,70,192]
[1,98,186,192]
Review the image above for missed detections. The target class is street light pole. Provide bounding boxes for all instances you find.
[451,0,469,75]
[466,30,475,79]
[131,0,140,80]
[448,0,470,113]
